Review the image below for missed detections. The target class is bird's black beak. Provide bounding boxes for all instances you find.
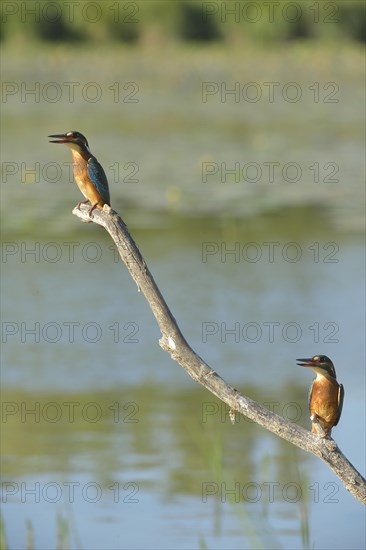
[296,358,314,367]
[48,133,71,144]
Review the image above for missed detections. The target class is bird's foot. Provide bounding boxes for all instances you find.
[88,203,99,218]
[76,200,90,210]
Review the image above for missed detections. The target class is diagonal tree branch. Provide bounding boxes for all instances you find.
[73,204,366,505]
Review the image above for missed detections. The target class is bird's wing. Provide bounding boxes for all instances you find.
[334,383,344,426]
[87,157,110,205]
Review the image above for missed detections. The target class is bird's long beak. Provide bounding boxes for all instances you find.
[48,133,72,144]
[296,358,314,367]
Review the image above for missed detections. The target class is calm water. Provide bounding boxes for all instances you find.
[1,43,365,549]
[2,220,365,549]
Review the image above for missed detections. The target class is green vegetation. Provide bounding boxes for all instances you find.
[0,514,75,550]
[1,0,365,45]
[0,514,7,550]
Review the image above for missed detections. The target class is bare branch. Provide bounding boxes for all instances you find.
[73,204,366,505]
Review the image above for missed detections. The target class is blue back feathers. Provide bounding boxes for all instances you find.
[87,157,110,205]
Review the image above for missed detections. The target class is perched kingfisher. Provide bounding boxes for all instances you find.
[49,131,110,214]
[297,355,344,437]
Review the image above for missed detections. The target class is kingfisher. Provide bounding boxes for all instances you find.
[49,131,110,214]
[297,355,344,437]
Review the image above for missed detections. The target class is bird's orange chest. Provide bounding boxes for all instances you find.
[310,375,339,420]
[71,150,90,196]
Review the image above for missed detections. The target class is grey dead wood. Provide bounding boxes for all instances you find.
[73,204,366,505]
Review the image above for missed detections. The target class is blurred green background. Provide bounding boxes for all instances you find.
[1,1,365,549]
[1,0,365,44]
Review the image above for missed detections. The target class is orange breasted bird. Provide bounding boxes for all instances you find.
[49,131,110,214]
[297,355,344,437]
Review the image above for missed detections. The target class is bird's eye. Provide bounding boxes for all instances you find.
[313,355,319,361]
[66,132,72,136]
